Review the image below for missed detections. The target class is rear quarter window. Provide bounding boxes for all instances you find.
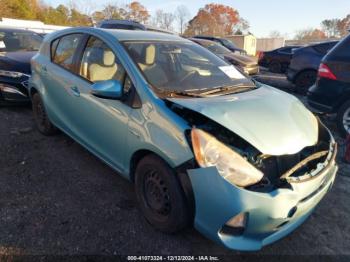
[329,35,350,59]
[51,34,83,71]
[313,42,337,55]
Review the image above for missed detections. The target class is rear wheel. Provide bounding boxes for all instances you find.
[294,70,317,95]
[134,154,189,233]
[337,101,350,138]
[32,93,57,135]
[269,61,282,73]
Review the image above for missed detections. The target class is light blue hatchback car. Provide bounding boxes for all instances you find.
[30,28,338,251]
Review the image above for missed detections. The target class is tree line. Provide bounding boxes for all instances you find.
[0,0,249,36]
[0,0,348,40]
[294,15,350,41]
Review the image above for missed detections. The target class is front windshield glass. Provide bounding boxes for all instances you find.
[0,31,42,52]
[221,39,236,49]
[123,41,254,95]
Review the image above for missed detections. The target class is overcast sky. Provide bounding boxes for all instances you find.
[45,0,349,38]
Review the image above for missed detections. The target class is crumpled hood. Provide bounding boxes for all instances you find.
[168,85,318,155]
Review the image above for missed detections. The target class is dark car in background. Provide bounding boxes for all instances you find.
[287,41,338,93]
[193,35,246,55]
[307,34,350,137]
[97,19,174,34]
[258,46,301,73]
[0,28,42,105]
[190,38,259,75]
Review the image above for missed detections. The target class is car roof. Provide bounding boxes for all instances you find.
[194,35,221,40]
[100,28,185,41]
[189,38,216,45]
[45,27,187,45]
[309,40,339,47]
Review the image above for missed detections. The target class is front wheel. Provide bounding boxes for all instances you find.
[32,93,57,136]
[134,154,189,233]
[337,101,350,138]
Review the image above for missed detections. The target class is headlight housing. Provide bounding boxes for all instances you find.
[191,128,263,187]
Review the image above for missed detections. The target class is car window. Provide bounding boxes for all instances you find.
[79,36,125,83]
[0,30,42,52]
[124,41,255,94]
[52,34,83,71]
[206,43,231,55]
[329,35,350,59]
[278,47,292,54]
[313,42,337,55]
[50,38,59,60]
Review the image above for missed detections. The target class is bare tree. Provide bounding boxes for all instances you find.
[175,5,190,35]
[321,19,341,37]
[269,30,283,38]
[233,18,250,34]
[154,9,175,31]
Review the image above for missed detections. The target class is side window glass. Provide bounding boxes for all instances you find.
[52,34,83,71]
[51,38,59,60]
[79,36,126,83]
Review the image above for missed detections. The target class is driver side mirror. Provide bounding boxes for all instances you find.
[91,79,122,99]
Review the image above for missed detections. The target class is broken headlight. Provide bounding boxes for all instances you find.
[191,128,263,187]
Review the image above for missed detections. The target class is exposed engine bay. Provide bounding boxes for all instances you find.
[167,101,335,192]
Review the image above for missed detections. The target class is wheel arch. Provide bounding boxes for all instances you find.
[335,93,350,111]
[293,68,317,83]
[129,149,196,222]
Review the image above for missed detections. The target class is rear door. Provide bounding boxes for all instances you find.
[42,33,85,132]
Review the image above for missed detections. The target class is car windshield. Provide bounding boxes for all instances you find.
[206,42,232,55]
[221,39,237,49]
[0,31,42,52]
[123,41,255,96]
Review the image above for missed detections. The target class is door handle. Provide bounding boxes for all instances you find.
[70,86,80,97]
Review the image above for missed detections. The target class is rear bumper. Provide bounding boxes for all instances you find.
[306,79,348,114]
[187,151,337,251]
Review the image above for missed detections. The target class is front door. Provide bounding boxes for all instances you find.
[69,36,132,172]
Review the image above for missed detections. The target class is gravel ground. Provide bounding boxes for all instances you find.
[0,69,349,259]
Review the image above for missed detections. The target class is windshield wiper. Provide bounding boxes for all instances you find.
[165,90,207,98]
[198,84,256,96]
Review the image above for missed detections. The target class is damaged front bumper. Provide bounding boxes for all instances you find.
[0,76,30,105]
[187,143,338,251]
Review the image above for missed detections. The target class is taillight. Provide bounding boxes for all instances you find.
[258,52,264,61]
[318,63,337,80]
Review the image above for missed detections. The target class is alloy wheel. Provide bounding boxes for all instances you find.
[343,107,350,134]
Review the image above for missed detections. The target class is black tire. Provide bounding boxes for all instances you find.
[135,154,189,233]
[32,93,57,136]
[269,61,282,73]
[294,70,317,95]
[336,100,350,138]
